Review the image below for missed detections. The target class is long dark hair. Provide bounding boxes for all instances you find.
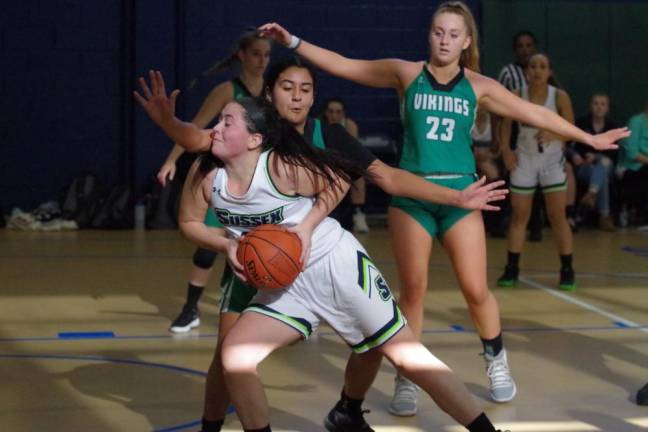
[187,28,271,89]
[196,97,363,192]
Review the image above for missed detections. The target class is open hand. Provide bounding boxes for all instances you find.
[133,70,180,127]
[458,176,508,211]
[589,127,630,150]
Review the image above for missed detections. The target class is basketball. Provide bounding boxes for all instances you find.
[237,224,302,290]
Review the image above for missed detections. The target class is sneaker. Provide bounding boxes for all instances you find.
[169,305,200,333]
[637,382,648,406]
[353,210,370,233]
[497,265,519,288]
[484,349,517,403]
[324,404,374,432]
[559,267,576,291]
[388,375,418,416]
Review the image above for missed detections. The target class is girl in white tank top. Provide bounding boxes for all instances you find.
[135,85,506,431]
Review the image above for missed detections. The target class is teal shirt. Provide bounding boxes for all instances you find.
[400,65,477,175]
[619,113,648,171]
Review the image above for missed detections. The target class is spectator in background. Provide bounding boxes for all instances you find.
[494,30,545,241]
[322,97,370,233]
[566,93,619,231]
[617,100,648,226]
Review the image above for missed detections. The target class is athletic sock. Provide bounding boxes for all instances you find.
[481,333,503,357]
[506,251,520,268]
[560,254,573,271]
[186,283,205,307]
[201,418,224,432]
[466,412,497,432]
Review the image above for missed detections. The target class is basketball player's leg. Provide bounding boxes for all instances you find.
[202,311,239,429]
[541,154,575,290]
[378,327,490,428]
[203,268,259,429]
[442,210,516,402]
[221,311,303,429]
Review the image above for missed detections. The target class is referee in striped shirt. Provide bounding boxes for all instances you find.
[497,31,537,91]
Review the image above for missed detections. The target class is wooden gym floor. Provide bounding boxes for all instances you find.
[1,225,647,431]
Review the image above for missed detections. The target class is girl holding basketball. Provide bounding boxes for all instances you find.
[159,29,271,334]
[135,71,509,432]
[138,56,507,431]
[259,0,628,414]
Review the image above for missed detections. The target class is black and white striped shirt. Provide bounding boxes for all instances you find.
[497,63,527,91]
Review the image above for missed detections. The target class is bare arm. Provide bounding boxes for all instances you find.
[178,163,230,253]
[473,72,629,150]
[367,160,506,211]
[134,70,212,152]
[345,118,359,139]
[259,22,411,91]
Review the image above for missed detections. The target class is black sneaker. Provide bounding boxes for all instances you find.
[497,265,519,288]
[559,267,576,291]
[324,404,374,432]
[169,304,200,333]
[637,382,648,406]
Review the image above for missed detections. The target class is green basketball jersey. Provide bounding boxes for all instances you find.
[311,119,326,149]
[400,65,477,174]
[231,78,253,100]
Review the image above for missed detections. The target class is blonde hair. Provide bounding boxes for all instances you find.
[432,1,480,72]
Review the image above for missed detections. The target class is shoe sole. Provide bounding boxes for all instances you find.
[387,406,417,417]
[490,384,517,403]
[559,283,576,292]
[497,280,517,288]
[323,416,374,432]
[169,318,200,334]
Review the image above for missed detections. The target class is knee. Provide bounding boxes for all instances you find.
[398,283,428,306]
[221,341,260,376]
[462,286,491,307]
[193,247,217,269]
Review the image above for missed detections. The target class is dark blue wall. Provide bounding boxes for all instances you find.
[1,0,476,210]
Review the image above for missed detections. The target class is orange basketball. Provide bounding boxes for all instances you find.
[236,224,302,290]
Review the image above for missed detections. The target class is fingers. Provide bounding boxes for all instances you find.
[483,179,506,191]
[138,76,153,100]
[170,89,180,108]
[155,70,168,97]
[481,204,501,212]
[156,172,166,186]
[132,90,147,107]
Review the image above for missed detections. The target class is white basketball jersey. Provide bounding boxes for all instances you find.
[517,85,563,154]
[211,150,344,264]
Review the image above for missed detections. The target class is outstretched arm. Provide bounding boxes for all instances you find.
[133,70,212,152]
[475,73,630,150]
[367,160,507,211]
[259,22,409,90]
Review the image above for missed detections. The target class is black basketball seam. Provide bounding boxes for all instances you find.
[246,242,281,288]
[248,234,301,271]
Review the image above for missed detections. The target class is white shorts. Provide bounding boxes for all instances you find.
[510,150,567,194]
[244,231,405,353]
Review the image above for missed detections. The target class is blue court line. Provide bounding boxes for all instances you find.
[0,353,206,432]
[58,331,115,339]
[2,324,648,344]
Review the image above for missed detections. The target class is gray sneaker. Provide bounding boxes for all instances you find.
[388,375,418,416]
[484,349,517,403]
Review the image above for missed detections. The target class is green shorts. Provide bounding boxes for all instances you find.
[390,174,476,239]
[219,263,258,313]
[204,208,223,228]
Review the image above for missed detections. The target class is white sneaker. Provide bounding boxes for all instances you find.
[484,349,517,403]
[353,210,370,233]
[389,375,418,416]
